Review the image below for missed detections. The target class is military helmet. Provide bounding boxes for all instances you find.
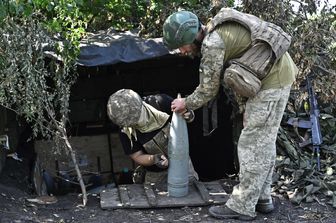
[163,10,200,50]
[107,89,143,127]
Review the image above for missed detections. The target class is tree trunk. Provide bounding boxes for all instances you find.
[62,129,88,206]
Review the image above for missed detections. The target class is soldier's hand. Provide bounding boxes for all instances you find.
[153,154,169,169]
[171,98,186,113]
[182,109,195,123]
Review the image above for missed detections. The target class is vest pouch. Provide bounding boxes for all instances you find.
[142,124,170,155]
[223,63,261,98]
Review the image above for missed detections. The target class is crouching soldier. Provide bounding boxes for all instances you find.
[107,89,199,185]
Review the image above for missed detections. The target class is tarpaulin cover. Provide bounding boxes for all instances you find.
[77,30,171,67]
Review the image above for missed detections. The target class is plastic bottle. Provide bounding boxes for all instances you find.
[167,94,189,197]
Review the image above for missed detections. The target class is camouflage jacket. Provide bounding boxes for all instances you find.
[185,8,291,111]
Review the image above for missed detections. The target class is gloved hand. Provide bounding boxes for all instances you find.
[153,154,169,169]
[182,109,195,123]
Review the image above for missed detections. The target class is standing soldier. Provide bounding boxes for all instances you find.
[163,7,298,221]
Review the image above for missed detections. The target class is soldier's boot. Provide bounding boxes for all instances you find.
[256,198,274,213]
[209,205,256,221]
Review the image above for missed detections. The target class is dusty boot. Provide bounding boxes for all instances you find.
[256,198,274,213]
[209,205,256,221]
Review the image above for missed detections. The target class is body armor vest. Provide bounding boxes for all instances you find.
[207,8,291,60]
[142,123,170,155]
[207,8,292,98]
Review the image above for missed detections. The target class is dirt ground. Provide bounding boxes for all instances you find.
[1,158,336,223]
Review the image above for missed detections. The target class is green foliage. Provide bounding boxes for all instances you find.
[1,0,335,207]
[241,0,336,112]
[78,0,214,37]
[0,0,219,139]
[0,0,222,144]
[1,0,334,135]
[0,0,33,19]
[0,17,76,139]
[0,0,221,204]
[246,1,336,206]
[0,0,91,140]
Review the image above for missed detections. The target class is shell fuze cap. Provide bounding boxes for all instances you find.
[107,89,143,127]
[163,10,200,50]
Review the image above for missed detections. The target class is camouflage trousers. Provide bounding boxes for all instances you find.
[226,85,291,217]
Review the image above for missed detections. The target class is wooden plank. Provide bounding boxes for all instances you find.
[143,184,157,207]
[100,188,122,209]
[118,185,131,207]
[101,180,230,210]
[125,183,152,208]
[157,185,205,207]
[193,181,212,204]
[34,134,133,176]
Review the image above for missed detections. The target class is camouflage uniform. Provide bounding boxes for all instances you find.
[225,85,291,217]
[107,90,199,185]
[182,9,297,218]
